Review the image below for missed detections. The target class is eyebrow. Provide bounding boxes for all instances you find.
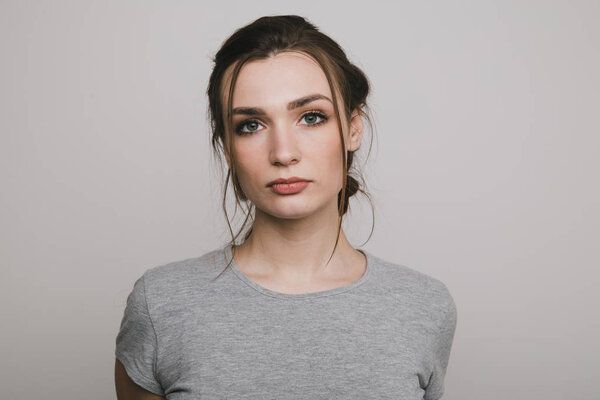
[231,93,332,116]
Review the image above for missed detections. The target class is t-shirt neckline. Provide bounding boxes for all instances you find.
[222,243,373,299]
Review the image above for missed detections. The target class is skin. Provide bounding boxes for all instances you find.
[115,359,164,399]
[225,51,366,293]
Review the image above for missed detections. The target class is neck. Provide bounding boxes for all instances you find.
[232,200,357,283]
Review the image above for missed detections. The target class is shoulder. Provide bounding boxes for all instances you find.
[366,252,456,321]
[145,246,224,279]
[137,247,227,306]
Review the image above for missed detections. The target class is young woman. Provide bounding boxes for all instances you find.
[115,15,457,400]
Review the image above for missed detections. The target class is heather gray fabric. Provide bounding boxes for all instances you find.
[115,244,457,399]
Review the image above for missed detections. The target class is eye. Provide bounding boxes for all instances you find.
[299,111,328,127]
[234,111,328,136]
[235,119,264,135]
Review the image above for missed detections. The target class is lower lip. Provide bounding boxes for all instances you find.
[269,181,310,195]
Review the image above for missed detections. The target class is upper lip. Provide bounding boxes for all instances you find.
[267,176,310,186]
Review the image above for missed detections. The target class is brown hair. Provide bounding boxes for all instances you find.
[206,15,376,278]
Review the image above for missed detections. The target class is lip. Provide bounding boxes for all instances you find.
[267,176,311,195]
[269,181,310,195]
[266,176,310,187]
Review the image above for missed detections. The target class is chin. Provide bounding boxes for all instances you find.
[265,200,336,220]
[252,201,315,219]
[267,207,314,220]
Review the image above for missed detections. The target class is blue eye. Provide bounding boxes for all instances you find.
[300,111,328,126]
[234,111,328,136]
[235,120,264,135]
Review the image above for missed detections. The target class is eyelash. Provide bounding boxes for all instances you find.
[234,110,329,136]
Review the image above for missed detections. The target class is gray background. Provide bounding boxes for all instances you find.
[1,1,598,399]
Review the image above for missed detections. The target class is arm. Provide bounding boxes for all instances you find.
[423,287,458,400]
[115,359,165,400]
[116,275,166,398]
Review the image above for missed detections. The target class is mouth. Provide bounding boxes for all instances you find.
[266,176,311,195]
[266,176,310,187]
[268,181,311,195]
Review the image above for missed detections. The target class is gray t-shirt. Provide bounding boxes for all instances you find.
[116,244,457,399]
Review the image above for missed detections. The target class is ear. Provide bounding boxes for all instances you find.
[347,108,364,152]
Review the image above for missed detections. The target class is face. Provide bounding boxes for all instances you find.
[223,51,363,220]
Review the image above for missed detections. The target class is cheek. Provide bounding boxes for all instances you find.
[232,147,263,188]
[313,131,345,187]
[312,123,343,156]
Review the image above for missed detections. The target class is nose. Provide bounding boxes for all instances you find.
[268,123,301,166]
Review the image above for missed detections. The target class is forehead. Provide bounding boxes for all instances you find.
[223,52,332,108]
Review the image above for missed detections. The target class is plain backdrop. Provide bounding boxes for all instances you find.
[1,1,598,399]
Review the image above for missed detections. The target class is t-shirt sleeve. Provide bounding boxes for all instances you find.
[115,275,165,396]
[424,293,458,400]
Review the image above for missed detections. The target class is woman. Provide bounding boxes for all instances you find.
[115,15,457,400]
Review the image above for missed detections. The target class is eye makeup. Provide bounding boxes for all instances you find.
[234,110,329,136]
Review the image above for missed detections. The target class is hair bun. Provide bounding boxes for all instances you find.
[338,174,360,214]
